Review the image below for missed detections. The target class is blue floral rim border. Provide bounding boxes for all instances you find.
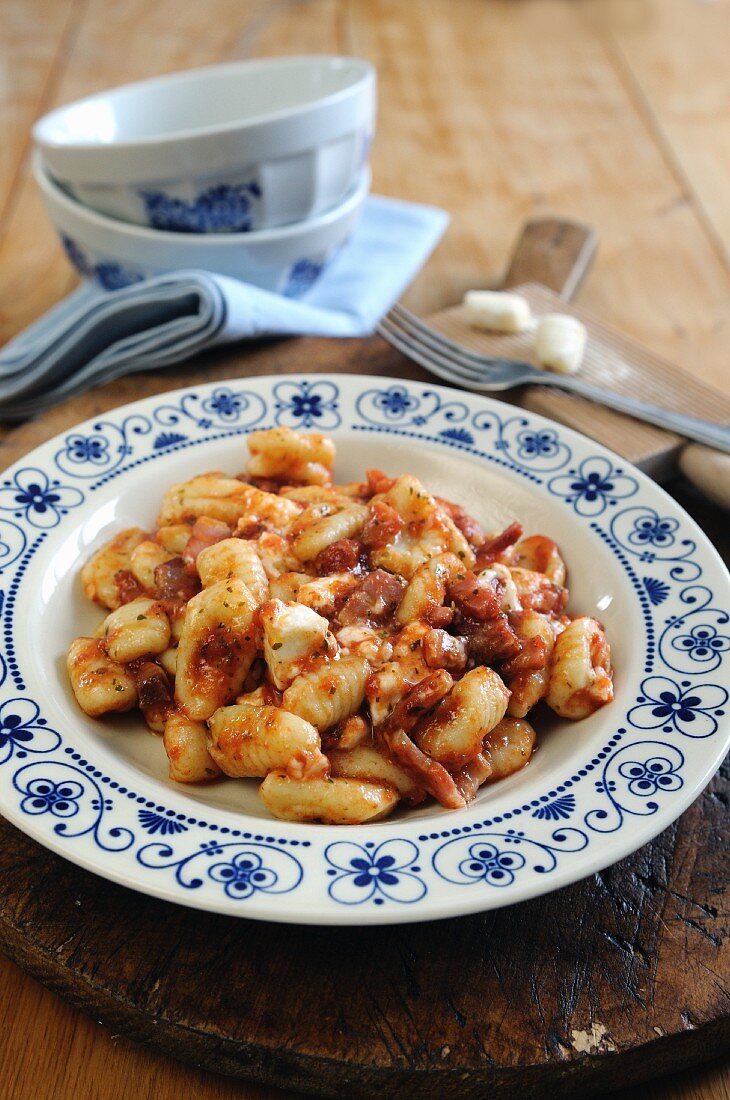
[0,374,728,924]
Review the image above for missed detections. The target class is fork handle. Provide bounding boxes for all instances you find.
[549,374,730,454]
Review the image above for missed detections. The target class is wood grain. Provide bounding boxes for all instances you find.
[586,0,730,270]
[0,0,729,1097]
[424,284,730,479]
[0,946,727,1100]
[502,218,598,300]
[350,0,730,391]
[0,0,79,231]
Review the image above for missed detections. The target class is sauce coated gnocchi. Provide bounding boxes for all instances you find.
[67,426,613,825]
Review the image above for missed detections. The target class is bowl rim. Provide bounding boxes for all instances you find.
[34,152,371,249]
[33,55,375,152]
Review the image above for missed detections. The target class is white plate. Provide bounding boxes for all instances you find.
[1,374,727,925]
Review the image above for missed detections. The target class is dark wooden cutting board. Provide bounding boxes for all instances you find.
[0,223,727,1099]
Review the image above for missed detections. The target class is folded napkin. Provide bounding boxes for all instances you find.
[0,195,448,420]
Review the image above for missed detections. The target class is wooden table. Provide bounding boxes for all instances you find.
[0,1,728,1097]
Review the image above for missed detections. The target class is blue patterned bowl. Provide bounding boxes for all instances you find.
[33,57,375,232]
[1,375,727,925]
[35,157,369,294]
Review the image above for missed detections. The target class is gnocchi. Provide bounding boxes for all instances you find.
[67,638,137,716]
[80,527,147,609]
[163,711,221,783]
[415,667,509,768]
[259,772,399,824]
[208,704,328,779]
[99,597,171,663]
[196,537,269,604]
[67,427,613,824]
[247,425,335,486]
[546,616,613,719]
[175,579,258,720]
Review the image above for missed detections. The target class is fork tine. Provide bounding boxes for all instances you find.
[390,303,532,370]
[384,308,730,452]
[389,304,495,370]
[377,316,493,390]
[378,314,488,382]
[381,313,486,380]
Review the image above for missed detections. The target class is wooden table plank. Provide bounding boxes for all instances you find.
[586,0,730,271]
[1,946,728,1100]
[0,0,80,238]
[353,0,730,390]
[0,954,298,1100]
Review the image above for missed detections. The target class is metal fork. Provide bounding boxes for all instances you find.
[377,304,730,454]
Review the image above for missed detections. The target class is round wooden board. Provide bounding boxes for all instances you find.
[0,341,728,1099]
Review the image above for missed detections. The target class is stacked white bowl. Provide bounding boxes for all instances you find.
[32,56,375,294]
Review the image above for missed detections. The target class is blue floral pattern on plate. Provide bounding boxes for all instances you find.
[657,584,730,674]
[0,467,84,528]
[0,374,726,924]
[273,379,341,429]
[432,829,589,887]
[585,741,686,833]
[137,839,303,900]
[548,457,638,517]
[610,506,700,580]
[324,840,426,906]
[628,676,728,738]
[0,699,60,765]
[13,761,134,850]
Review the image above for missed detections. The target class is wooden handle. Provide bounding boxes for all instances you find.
[502,218,598,300]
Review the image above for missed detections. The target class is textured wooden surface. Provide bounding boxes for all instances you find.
[427,286,730,480]
[401,216,729,479]
[0,331,728,1100]
[502,218,599,301]
[0,0,729,1098]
